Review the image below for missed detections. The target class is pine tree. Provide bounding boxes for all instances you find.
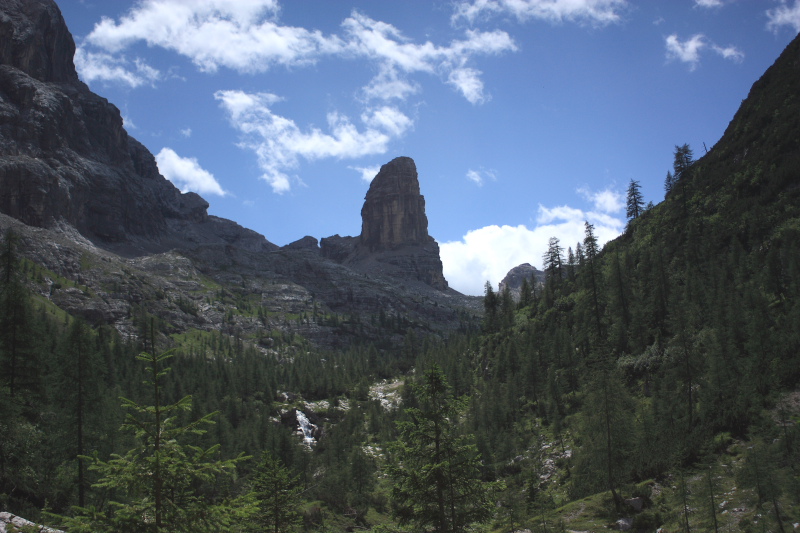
[673,144,694,181]
[62,350,251,533]
[626,179,645,220]
[543,237,564,282]
[665,170,675,195]
[386,366,498,533]
[583,222,604,339]
[518,277,532,309]
[0,228,38,401]
[249,453,303,533]
[57,318,102,508]
[572,366,634,512]
[483,281,499,333]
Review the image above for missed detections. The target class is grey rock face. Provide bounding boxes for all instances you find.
[0,1,477,348]
[360,156,429,251]
[284,235,320,252]
[0,0,78,84]
[0,0,276,255]
[320,234,357,262]
[324,157,448,291]
[499,263,543,300]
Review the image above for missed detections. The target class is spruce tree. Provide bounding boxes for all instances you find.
[249,453,302,533]
[626,179,645,220]
[386,366,498,533]
[583,222,604,340]
[62,349,251,533]
[0,228,38,401]
[665,170,674,195]
[483,281,499,333]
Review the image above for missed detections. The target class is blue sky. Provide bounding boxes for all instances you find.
[58,0,799,295]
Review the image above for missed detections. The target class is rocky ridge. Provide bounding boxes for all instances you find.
[320,157,449,291]
[0,0,277,257]
[499,263,544,299]
[0,0,478,348]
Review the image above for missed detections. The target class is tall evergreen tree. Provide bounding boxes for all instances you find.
[626,179,644,220]
[249,453,303,533]
[0,228,37,401]
[673,144,694,181]
[57,318,103,508]
[543,237,564,281]
[583,222,604,340]
[483,281,499,333]
[62,350,250,533]
[386,366,497,533]
[572,366,634,512]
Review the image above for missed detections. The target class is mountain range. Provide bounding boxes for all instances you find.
[0,0,480,349]
[3,0,800,531]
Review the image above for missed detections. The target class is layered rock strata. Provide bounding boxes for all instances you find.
[321,157,448,291]
[0,0,276,255]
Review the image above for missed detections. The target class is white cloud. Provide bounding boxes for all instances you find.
[350,165,381,183]
[361,106,414,137]
[452,0,628,26]
[448,67,487,104]
[665,34,706,70]
[466,168,496,186]
[342,13,516,104]
[77,1,520,194]
[577,186,624,213]
[767,1,800,33]
[155,147,227,196]
[712,44,744,62]
[215,90,413,193]
[85,0,339,73]
[74,48,160,87]
[82,2,516,105]
[180,127,192,137]
[694,0,724,8]
[361,65,420,101]
[440,200,624,295]
[665,33,743,70]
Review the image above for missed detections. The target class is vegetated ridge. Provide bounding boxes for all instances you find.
[1,0,800,531]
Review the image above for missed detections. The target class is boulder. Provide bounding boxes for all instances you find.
[0,511,63,533]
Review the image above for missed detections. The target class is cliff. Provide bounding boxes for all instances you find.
[0,0,476,349]
[0,0,276,255]
[322,157,449,291]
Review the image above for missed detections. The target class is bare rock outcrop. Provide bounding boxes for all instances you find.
[324,157,448,291]
[360,156,430,250]
[0,1,477,347]
[0,0,276,256]
[499,263,544,300]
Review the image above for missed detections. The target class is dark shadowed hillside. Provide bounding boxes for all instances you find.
[1,0,800,531]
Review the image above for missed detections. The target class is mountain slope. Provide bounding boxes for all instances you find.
[0,0,478,347]
[467,33,800,532]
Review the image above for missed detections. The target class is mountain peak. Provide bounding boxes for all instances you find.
[360,156,430,251]
[0,0,78,83]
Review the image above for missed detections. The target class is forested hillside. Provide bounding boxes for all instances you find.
[2,18,800,533]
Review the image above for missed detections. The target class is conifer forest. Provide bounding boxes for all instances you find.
[3,5,800,533]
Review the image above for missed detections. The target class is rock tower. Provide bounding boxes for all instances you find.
[321,156,448,290]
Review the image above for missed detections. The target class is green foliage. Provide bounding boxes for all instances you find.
[386,366,499,532]
[248,453,303,533]
[61,350,251,533]
[626,179,644,220]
